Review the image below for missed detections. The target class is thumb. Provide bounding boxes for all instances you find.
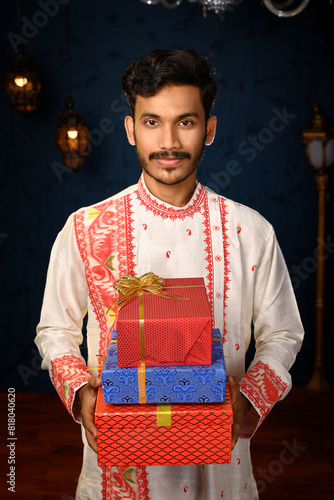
[227,375,240,402]
[227,375,239,388]
[87,376,102,390]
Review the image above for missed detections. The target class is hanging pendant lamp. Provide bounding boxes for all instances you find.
[55,97,90,170]
[54,6,90,170]
[4,2,41,115]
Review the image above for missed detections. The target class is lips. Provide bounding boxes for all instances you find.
[156,157,183,167]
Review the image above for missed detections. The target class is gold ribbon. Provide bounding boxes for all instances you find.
[107,272,186,312]
[138,294,146,404]
[156,404,172,426]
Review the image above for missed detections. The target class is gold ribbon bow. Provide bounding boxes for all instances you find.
[108,272,184,312]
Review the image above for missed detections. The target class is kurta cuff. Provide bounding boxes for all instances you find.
[239,359,289,438]
[50,355,92,423]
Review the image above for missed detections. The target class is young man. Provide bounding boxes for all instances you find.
[36,49,304,499]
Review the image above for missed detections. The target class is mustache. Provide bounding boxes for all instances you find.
[149,150,191,160]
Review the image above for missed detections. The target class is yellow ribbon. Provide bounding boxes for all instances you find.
[156,404,172,426]
[138,294,146,404]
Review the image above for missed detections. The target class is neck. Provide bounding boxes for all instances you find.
[142,172,197,207]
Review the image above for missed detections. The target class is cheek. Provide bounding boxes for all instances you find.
[135,130,155,152]
[184,126,206,142]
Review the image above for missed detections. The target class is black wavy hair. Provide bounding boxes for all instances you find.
[121,49,218,120]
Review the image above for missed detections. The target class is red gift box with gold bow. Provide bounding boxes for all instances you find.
[112,274,212,369]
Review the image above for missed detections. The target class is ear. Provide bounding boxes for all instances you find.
[124,115,135,145]
[205,116,217,146]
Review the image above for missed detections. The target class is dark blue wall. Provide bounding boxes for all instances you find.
[1,0,334,392]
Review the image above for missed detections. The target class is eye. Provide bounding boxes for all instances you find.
[180,120,193,127]
[145,119,158,127]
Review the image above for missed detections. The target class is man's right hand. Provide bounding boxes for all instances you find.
[78,376,102,453]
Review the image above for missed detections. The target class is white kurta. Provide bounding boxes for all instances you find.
[35,177,304,500]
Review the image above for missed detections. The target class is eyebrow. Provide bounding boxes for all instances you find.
[139,112,200,120]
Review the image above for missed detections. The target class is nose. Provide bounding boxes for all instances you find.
[158,124,181,151]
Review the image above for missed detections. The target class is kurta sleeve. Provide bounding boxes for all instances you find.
[35,214,92,423]
[239,226,304,438]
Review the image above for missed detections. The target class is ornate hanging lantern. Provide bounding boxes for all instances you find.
[4,2,41,115]
[4,46,41,115]
[54,6,90,170]
[55,97,90,170]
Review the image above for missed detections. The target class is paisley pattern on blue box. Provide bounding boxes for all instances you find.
[192,369,217,384]
[212,384,224,401]
[173,384,197,402]
[103,380,121,403]
[153,368,177,386]
[134,380,158,401]
[198,395,210,402]
[115,369,136,386]
[159,396,172,403]
[121,395,134,403]
[101,329,227,404]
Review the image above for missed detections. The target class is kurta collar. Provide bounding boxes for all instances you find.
[136,175,206,220]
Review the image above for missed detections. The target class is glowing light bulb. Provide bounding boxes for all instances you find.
[67,129,78,139]
[14,76,28,87]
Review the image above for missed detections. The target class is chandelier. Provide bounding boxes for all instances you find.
[139,0,311,17]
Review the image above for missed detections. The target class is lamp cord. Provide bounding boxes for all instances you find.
[65,5,72,99]
[16,0,22,52]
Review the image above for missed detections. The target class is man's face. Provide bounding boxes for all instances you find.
[124,85,216,187]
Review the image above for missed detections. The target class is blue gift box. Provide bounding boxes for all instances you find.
[101,329,227,404]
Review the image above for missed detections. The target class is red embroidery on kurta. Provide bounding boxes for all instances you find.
[74,195,133,364]
[100,466,150,500]
[240,360,287,419]
[202,193,214,323]
[136,177,205,220]
[50,355,90,414]
[124,194,136,275]
[219,198,231,344]
[137,467,150,499]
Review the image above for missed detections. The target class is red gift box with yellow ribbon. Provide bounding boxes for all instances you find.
[114,275,212,369]
[95,386,232,467]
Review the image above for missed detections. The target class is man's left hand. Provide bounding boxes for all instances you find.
[228,375,252,451]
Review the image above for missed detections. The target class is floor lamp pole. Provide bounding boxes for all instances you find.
[306,169,332,391]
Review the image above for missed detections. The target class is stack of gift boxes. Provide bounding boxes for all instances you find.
[95,276,233,467]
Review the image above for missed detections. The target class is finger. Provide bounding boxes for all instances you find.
[227,375,239,389]
[231,421,241,451]
[85,428,98,453]
[81,377,101,439]
[227,376,240,405]
[82,410,97,440]
[87,376,102,390]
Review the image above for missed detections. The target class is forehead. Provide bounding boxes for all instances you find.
[134,85,205,120]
